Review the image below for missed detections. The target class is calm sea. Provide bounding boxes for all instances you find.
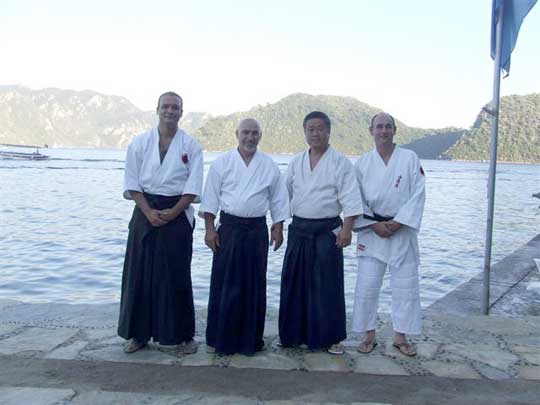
[0,148,538,312]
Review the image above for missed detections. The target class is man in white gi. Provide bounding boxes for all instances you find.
[279,111,363,355]
[352,112,425,356]
[118,91,203,354]
[200,118,289,355]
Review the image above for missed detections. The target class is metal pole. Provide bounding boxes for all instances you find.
[482,4,504,315]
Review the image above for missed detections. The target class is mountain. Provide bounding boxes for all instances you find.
[446,94,540,163]
[0,85,155,148]
[0,86,210,148]
[1,86,538,162]
[194,93,435,155]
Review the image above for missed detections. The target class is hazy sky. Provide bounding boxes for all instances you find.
[1,0,539,128]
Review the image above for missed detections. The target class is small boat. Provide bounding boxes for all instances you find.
[0,144,49,160]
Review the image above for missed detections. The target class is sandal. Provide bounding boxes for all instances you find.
[357,340,378,354]
[393,341,417,357]
[327,343,345,355]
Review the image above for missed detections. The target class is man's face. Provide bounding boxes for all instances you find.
[304,118,330,149]
[236,119,261,155]
[157,95,183,127]
[370,114,396,146]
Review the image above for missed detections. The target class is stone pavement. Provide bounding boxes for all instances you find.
[0,299,538,382]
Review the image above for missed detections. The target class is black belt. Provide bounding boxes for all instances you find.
[220,211,266,226]
[363,213,394,222]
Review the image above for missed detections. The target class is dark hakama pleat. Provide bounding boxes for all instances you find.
[278,216,345,349]
[118,194,195,345]
[206,212,268,355]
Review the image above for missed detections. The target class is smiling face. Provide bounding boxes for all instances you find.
[236,118,262,156]
[369,112,396,147]
[304,118,330,150]
[156,94,183,128]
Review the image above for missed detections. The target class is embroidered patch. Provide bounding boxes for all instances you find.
[394,175,402,188]
[420,166,425,176]
[358,244,366,251]
[182,153,189,164]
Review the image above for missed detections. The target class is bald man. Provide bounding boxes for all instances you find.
[352,112,425,357]
[199,118,289,355]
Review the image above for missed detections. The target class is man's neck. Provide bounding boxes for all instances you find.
[376,143,395,161]
[158,123,178,139]
[309,144,329,157]
[238,148,256,166]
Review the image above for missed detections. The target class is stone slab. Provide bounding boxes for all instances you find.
[352,354,409,376]
[303,352,351,372]
[0,327,78,355]
[476,364,511,380]
[82,345,177,365]
[422,360,482,379]
[442,344,519,370]
[0,387,75,405]
[82,328,117,341]
[179,348,216,367]
[228,352,300,370]
[519,366,540,381]
[70,390,260,404]
[0,324,20,336]
[415,343,439,359]
[511,345,540,365]
[45,340,88,360]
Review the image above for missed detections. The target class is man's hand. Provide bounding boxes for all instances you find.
[270,222,284,251]
[385,220,401,234]
[205,228,220,252]
[371,222,392,238]
[158,207,182,222]
[336,227,352,248]
[145,209,168,227]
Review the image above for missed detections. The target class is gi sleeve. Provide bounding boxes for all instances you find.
[182,140,204,198]
[336,156,364,219]
[393,155,425,232]
[198,160,222,218]
[123,137,143,199]
[269,168,290,224]
[352,160,376,230]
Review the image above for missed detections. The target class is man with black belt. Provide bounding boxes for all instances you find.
[118,91,203,354]
[279,111,363,355]
[352,112,426,356]
[200,118,289,355]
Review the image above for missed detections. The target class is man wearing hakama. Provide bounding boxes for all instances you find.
[118,92,203,354]
[352,112,425,357]
[279,111,363,355]
[200,118,289,355]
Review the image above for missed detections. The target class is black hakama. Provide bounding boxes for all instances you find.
[278,216,346,349]
[206,212,268,355]
[118,193,195,345]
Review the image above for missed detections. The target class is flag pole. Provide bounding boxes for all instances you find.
[482,4,504,315]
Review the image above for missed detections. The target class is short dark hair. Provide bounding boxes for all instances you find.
[370,112,396,129]
[303,111,331,131]
[157,91,183,108]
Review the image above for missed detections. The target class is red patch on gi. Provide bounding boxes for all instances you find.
[358,244,366,251]
[420,166,425,176]
[182,153,189,164]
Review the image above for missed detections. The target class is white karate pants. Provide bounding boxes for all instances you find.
[352,249,421,335]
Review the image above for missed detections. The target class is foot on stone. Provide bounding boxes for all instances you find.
[357,340,378,354]
[123,338,147,354]
[327,343,345,355]
[206,345,216,353]
[393,341,416,356]
[178,339,198,355]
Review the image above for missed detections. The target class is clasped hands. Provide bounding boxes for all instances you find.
[370,220,401,238]
[145,208,182,227]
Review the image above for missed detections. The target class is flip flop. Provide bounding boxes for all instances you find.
[393,341,417,356]
[357,340,378,354]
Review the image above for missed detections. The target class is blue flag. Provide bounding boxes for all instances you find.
[491,0,537,76]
